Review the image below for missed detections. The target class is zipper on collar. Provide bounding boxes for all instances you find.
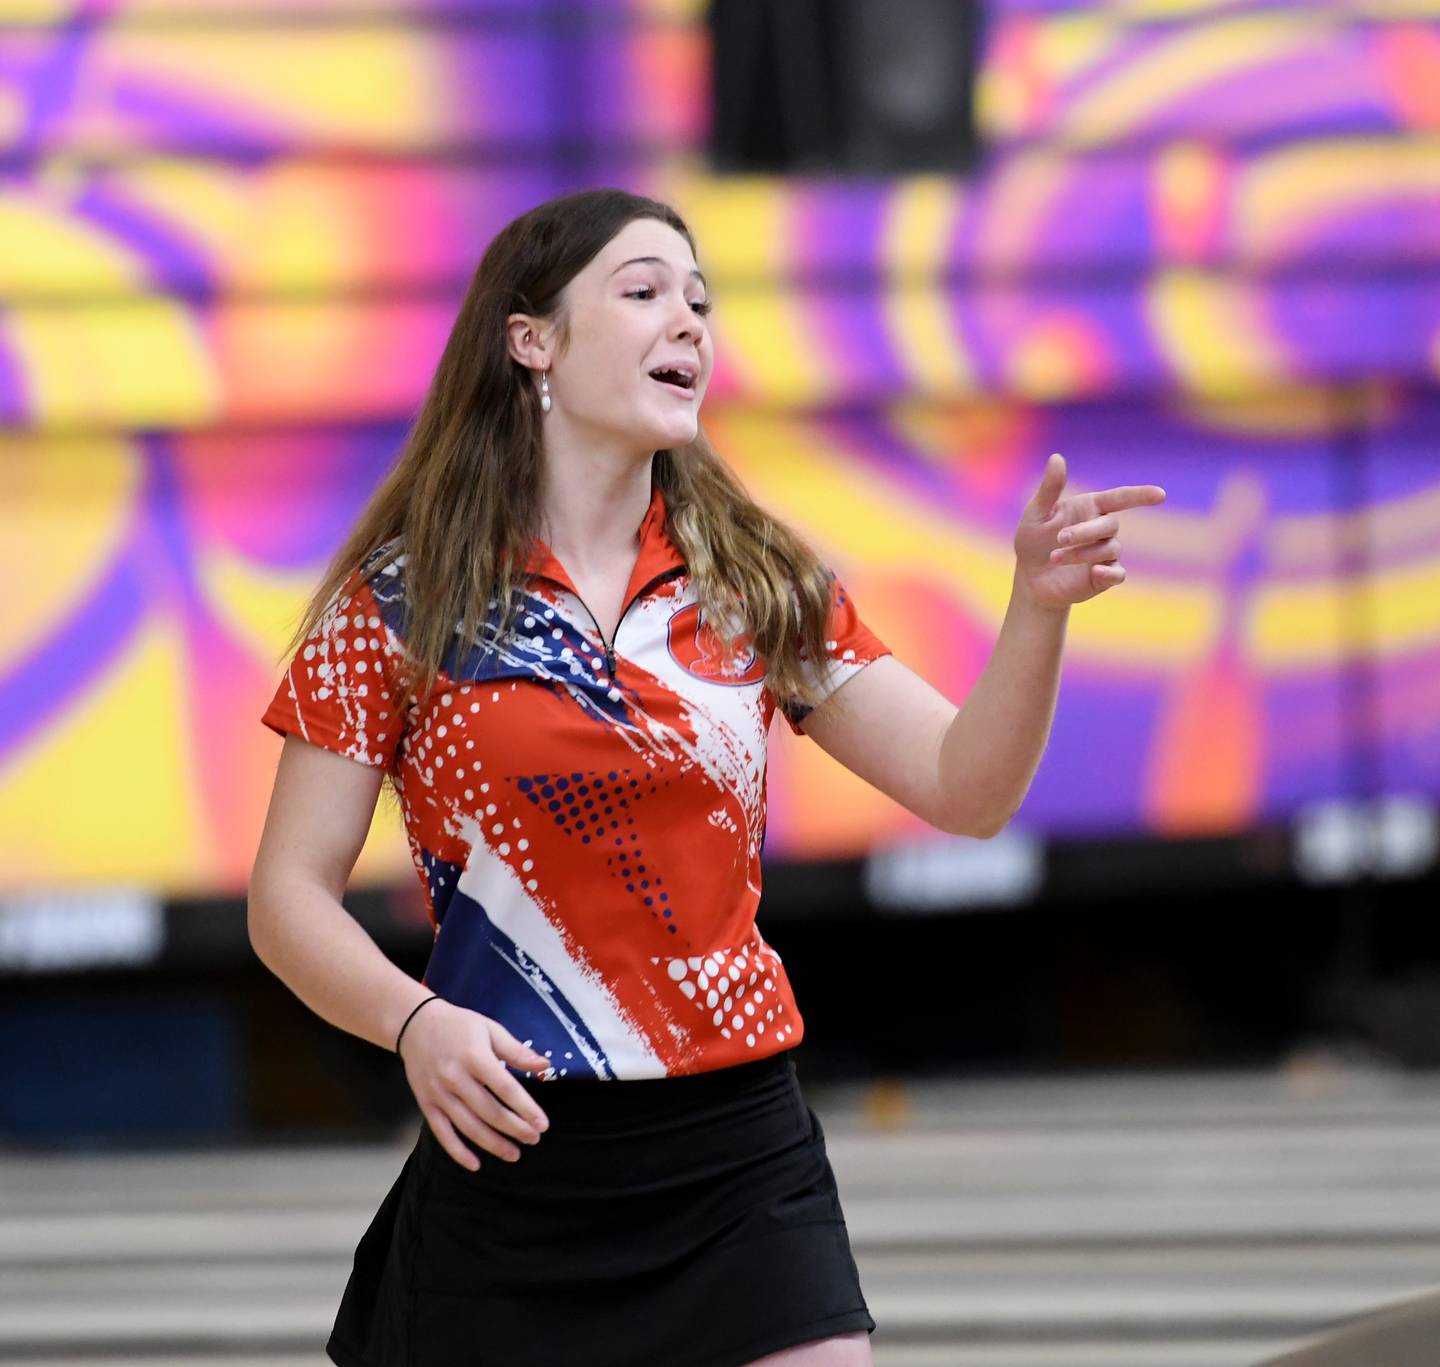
[531,565,685,683]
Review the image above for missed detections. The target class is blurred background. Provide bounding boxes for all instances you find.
[2,0,1439,1362]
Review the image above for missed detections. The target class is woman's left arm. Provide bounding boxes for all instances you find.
[797,453,1165,838]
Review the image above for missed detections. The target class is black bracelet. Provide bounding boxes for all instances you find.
[396,993,440,1057]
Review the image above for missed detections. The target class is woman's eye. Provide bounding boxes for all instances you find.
[625,287,712,317]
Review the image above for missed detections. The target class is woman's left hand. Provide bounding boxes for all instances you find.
[1013,452,1166,610]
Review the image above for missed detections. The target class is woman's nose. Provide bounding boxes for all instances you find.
[671,302,701,339]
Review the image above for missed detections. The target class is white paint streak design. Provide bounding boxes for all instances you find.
[451,813,664,1079]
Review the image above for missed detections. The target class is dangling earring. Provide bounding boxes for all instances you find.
[540,369,551,413]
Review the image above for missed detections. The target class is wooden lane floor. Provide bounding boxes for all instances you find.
[5,1061,1440,1366]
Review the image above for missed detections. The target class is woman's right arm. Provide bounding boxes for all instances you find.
[248,736,430,1050]
[248,735,553,1168]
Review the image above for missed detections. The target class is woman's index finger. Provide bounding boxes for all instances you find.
[1091,484,1167,515]
[497,1072,550,1129]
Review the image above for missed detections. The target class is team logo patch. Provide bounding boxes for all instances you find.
[666,602,767,686]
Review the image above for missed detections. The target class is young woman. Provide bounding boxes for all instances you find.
[249,187,1164,1367]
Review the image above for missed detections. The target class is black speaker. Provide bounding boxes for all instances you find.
[707,0,981,176]
[832,0,981,174]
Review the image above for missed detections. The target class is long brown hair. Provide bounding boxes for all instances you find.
[278,188,837,805]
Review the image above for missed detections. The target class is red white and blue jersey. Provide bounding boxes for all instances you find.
[261,479,891,1080]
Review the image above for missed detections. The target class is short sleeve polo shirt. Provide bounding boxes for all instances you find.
[261,479,891,1080]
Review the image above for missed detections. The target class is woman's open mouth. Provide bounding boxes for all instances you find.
[648,365,698,400]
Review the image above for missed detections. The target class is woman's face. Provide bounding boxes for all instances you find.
[541,218,713,456]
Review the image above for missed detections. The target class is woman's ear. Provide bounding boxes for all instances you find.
[506,314,550,370]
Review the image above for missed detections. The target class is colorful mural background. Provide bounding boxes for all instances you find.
[2,0,1437,893]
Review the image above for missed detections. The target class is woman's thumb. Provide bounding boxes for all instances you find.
[491,1023,553,1075]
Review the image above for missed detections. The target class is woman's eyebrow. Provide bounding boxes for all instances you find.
[608,256,708,291]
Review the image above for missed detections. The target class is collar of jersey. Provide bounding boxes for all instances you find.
[520,477,687,610]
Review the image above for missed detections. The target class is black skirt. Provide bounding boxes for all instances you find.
[326,1049,876,1367]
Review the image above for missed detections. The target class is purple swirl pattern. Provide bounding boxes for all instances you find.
[1,0,1436,890]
